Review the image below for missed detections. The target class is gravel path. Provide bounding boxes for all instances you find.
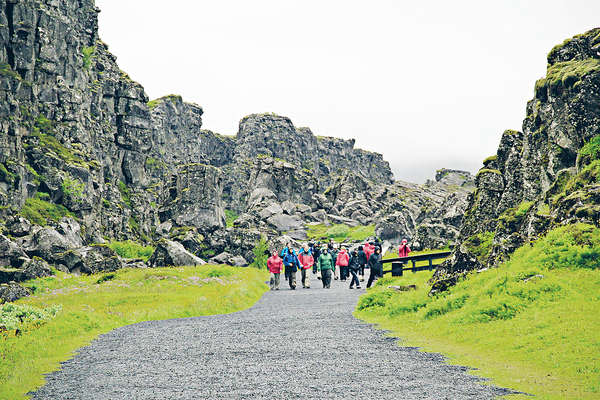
[31,273,516,399]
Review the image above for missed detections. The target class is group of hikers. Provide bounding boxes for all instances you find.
[266,239,411,291]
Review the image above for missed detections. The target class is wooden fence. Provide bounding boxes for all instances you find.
[382,251,451,276]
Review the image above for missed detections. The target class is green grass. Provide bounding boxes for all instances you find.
[0,265,268,399]
[107,240,155,262]
[356,223,600,399]
[463,231,494,263]
[306,223,374,242]
[19,194,76,226]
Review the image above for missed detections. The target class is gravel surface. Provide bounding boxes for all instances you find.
[31,273,516,399]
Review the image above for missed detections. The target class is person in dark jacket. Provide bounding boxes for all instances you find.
[366,247,383,288]
[328,243,339,280]
[357,245,367,282]
[348,249,362,289]
[312,243,321,274]
[282,248,300,290]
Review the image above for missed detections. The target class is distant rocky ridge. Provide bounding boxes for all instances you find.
[431,28,600,293]
[0,0,473,299]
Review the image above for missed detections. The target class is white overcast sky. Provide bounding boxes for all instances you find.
[95,0,599,183]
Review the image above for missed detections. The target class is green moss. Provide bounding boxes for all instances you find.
[0,163,16,184]
[464,231,494,263]
[82,46,96,69]
[147,94,182,110]
[61,177,84,201]
[144,157,166,171]
[565,160,600,193]
[31,126,86,168]
[117,181,132,208]
[128,216,139,233]
[498,201,534,230]
[101,199,110,208]
[476,168,501,177]
[224,209,238,228]
[0,63,21,80]
[536,203,551,216]
[483,155,497,164]
[20,196,75,226]
[535,58,600,93]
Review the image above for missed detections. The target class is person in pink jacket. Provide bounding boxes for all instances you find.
[398,239,411,258]
[298,245,314,289]
[335,247,350,282]
[267,252,283,290]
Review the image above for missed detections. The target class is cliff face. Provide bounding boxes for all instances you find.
[0,0,472,285]
[432,28,600,290]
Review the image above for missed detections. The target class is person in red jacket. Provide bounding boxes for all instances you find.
[398,239,411,258]
[298,245,314,289]
[267,251,283,290]
[335,247,350,282]
[364,242,374,265]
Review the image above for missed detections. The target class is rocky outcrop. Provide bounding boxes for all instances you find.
[147,239,206,268]
[432,28,600,287]
[0,282,32,304]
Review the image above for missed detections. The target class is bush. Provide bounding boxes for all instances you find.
[357,290,394,310]
[0,303,61,333]
[249,238,269,269]
[224,209,238,228]
[107,240,154,262]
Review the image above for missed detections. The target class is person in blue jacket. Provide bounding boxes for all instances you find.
[282,246,301,290]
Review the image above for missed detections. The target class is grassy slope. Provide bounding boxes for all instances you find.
[355,224,600,399]
[0,265,268,399]
[306,223,374,242]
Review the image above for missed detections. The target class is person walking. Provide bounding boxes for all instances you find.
[317,245,335,289]
[312,242,321,274]
[329,242,339,280]
[398,239,411,257]
[282,247,300,290]
[366,246,383,288]
[357,245,367,282]
[348,249,362,289]
[280,243,292,282]
[267,251,283,290]
[335,246,350,282]
[298,245,314,289]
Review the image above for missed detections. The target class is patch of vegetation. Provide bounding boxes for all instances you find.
[248,238,269,269]
[579,135,600,166]
[0,303,62,334]
[61,177,84,202]
[30,117,86,168]
[535,58,600,93]
[107,240,154,262]
[144,157,166,171]
[224,209,238,228]
[0,266,268,399]
[0,162,16,184]
[482,155,497,164]
[19,194,76,226]
[117,181,132,208]
[306,223,375,242]
[497,201,534,229]
[476,168,502,177]
[147,94,182,110]
[463,231,494,263]
[82,46,96,69]
[0,63,21,80]
[356,223,600,399]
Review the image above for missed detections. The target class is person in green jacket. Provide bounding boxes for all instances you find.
[317,245,335,289]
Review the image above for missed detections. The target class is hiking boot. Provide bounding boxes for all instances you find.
[349,286,354,289]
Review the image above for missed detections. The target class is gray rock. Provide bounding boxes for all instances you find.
[148,240,206,268]
[0,282,32,304]
[280,200,296,215]
[58,246,123,275]
[25,228,75,263]
[258,203,283,220]
[210,252,233,265]
[229,256,248,267]
[7,217,32,237]
[267,213,304,232]
[0,234,29,268]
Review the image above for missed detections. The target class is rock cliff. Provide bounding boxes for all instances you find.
[432,28,600,291]
[0,0,472,289]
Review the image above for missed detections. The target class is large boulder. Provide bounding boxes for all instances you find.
[57,245,123,275]
[267,213,304,232]
[0,234,29,268]
[0,282,32,304]
[148,239,206,267]
[25,228,79,263]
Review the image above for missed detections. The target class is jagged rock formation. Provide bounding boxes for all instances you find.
[432,28,600,291]
[0,0,473,284]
